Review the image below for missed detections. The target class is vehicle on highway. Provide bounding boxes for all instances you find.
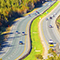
[49,25,53,28]
[36,11,39,14]
[16,31,20,34]
[50,16,53,19]
[46,17,49,20]
[29,14,31,17]
[54,13,56,15]
[50,44,54,47]
[22,32,25,35]
[49,39,54,47]
[19,41,23,45]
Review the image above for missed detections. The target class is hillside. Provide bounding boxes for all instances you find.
[0,0,47,31]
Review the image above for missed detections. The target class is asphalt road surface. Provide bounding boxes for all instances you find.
[41,3,60,50]
[0,1,55,60]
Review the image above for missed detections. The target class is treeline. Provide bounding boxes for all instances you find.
[0,0,47,31]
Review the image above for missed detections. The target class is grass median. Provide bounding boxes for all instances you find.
[24,1,59,60]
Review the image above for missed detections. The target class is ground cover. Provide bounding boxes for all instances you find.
[24,1,59,60]
[57,19,60,23]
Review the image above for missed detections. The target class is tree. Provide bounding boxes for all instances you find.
[48,48,53,54]
[35,54,43,59]
[46,56,54,60]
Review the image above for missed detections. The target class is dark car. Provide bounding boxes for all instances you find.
[22,32,25,35]
[46,18,49,20]
[49,39,54,47]
[29,14,31,17]
[50,16,52,19]
[49,39,53,44]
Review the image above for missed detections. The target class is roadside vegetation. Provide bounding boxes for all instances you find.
[34,48,60,60]
[55,15,60,33]
[56,15,60,23]
[24,1,59,60]
[47,48,60,60]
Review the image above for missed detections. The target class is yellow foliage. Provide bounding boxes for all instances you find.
[0,58,2,60]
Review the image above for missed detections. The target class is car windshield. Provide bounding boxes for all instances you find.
[50,43,53,44]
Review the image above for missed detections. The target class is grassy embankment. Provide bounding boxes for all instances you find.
[57,19,60,23]
[24,1,59,60]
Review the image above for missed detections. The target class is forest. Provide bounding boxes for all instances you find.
[0,0,47,29]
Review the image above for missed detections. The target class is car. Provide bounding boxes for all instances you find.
[49,44,54,47]
[54,13,56,15]
[50,16,52,19]
[49,39,53,44]
[29,14,31,17]
[16,31,20,34]
[53,43,56,47]
[49,25,53,28]
[50,17,52,19]
[22,32,25,35]
[49,39,54,47]
[46,18,49,20]
[19,41,23,45]
[50,15,53,19]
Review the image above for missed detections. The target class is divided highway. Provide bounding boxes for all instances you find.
[0,1,55,60]
[40,3,60,51]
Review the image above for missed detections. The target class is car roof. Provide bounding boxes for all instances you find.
[49,39,53,42]
[19,41,23,43]
[49,25,51,26]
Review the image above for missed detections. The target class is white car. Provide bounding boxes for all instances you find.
[49,39,53,44]
[50,15,53,19]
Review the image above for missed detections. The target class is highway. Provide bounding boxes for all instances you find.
[0,1,55,60]
[40,3,60,51]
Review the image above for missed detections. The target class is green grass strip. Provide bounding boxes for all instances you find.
[57,19,60,23]
[24,1,59,60]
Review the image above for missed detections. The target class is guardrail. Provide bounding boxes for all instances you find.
[19,1,57,60]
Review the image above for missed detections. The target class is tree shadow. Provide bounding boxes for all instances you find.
[0,41,14,51]
[2,32,14,35]
[34,1,42,8]
[8,36,21,40]
[1,44,14,48]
